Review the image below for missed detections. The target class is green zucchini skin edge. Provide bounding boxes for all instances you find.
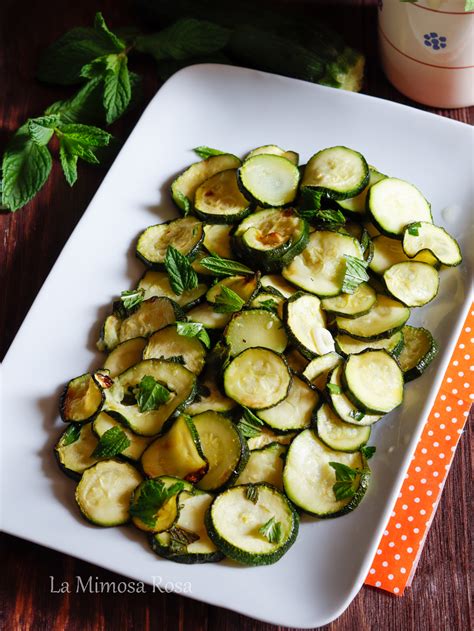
[205,483,299,565]
[236,158,301,209]
[302,147,370,200]
[335,320,407,343]
[334,331,405,359]
[135,220,204,270]
[149,532,225,564]
[282,291,328,360]
[59,373,105,425]
[398,326,440,382]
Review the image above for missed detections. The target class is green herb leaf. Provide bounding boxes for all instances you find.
[173,190,192,216]
[299,188,324,211]
[328,461,360,501]
[246,484,259,504]
[193,146,227,160]
[236,408,264,438]
[168,526,200,554]
[27,115,60,146]
[103,55,132,124]
[57,123,112,183]
[314,208,346,224]
[120,288,145,312]
[45,77,105,125]
[176,321,211,349]
[213,286,245,313]
[360,229,371,254]
[2,124,52,212]
[341,255,369,294]
[258,517,282,544]
[407,222,421,237]
[257,298,278,313]
[92,426,131,458]
[59,143,78,186]
[361,445,376,460]
[58,123,112,147]
[327,383,342,395]
[60,424,82,447]
[129,479,184,528]
[135,18,229,62]
[135,375,171,412]
[349,409,365,422]
[93,12,126,52]
[200,254,254,277]
[164,245,199,295]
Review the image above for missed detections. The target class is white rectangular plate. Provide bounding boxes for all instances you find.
[1,64,472,628]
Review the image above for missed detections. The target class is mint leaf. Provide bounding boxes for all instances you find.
[168,526,200,554]
[259,517,282,544]
[360,229,371,254]
[2,124,52,212]
[300,208,346,225]
[57,123,112,178]
[246,484,259,504]
[135,376,171,412]
[58,123,111,147]
[59,143,78,186]
[257,298,278,313]
[130,479,184,528]
[135,18,229,62]
[341,255,369,294]
[329,461,360,501]
[120,288,145,312]
[327,383,342,395]
[173,190,192,216]
[408,222,421,237]
[349,410,365,422]
[60,424,82,447]
[164,245,198,295]
[94,12,126,52]
[92,426,130,458]
[102,55,132,124]
[237,408,264,438]
[27,115,60,146]
[46,77,104,124]
[176,321,211,349]
[299,188,324,211]
[361,445,376,460]
[200,254,253,277]
[193,146,226,160]
[213,286,245,313]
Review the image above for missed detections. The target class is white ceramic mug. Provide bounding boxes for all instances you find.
[378,0,474,108]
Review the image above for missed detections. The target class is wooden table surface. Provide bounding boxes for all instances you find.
[1,1,472,629]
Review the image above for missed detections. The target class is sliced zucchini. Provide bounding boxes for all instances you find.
[141,414,208,482]
[143,324,207,375]
[282,230,364,297]
[316,403,370,452]
[104,359,196,436]
[194,169,252,223]
[397,325,439,382]
[136,216,204,268]
[203,224,234,259]
[130,475,192,533]
[247,427,296,451]
[284,292,334,359]
[193,411,249,491]
[224,348,291,410]
[257,375,319,432]
[54,423,100,479]
[337,167,386,214]
[171,153,241,213]
[75,460,143,526]
[97,314,121,351]
[402,222,462,266]
[302,146,369,200]
[60,373,104,424]
[118,297,185,347]
[233,208,309,272]
[284,348,309,373]
[369,234,438,275]
[321,283,376,318]
[151,489,224,563]
[283,430,369,517]
[184,365,237,415]
[335,331,404,358]
[137,270,208,309]
[343,350,404,414]
[103,337,147,377]
[206,274,260,306]
[367,177,432,237]
[302,352,343,390]
[92,412,153,461]
[224,309,288,357]
[250,291,285,319]
[238,154,300,208]
[206,483,299,565]
[327,366,381,426]
[187,301,232,330]
[260,274,298,298]
[245,144,299,165]
[384,262,439,307]
[336,294,410,340]
[235,443,287,490]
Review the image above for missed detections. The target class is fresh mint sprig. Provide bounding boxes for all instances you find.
[341,255,369,294]
[259,517,282,544]
[176,321,211,349]
[92,426,131,458]
[328,462,361,501]
[135,375,171,412]
[213,286,245,313]
[193,146,227,160]
[130,479,184,528]
[200,253,254,277]
[164,246,199,296]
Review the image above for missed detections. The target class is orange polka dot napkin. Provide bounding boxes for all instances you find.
[365,307,473,595]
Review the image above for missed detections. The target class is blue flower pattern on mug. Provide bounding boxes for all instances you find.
[424,33,447,51]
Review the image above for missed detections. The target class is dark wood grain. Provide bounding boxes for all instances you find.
[1,1,472,630]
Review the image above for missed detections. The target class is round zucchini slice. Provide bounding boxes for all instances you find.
[327,365,381,426]
[384,262,439,307]
[336,294,410,340]
[143,324,207,375]
[238,154,300,208]
[60,373,104,424]
[245,144,299,165]
[224,309,288,357]
[136,216,204,268]
[194,168,252,223]
[397,325,439,382]
[369,235,438,275]
[193,411,249,491]
[206,274,260,306]
[235,442,287,490]
[118,297,185,347]
[54,423,100,479]
[343,350,404,414]
[283,430,369,517]
[335,331,404,358]
[92,412,153,461]
[130,476,192,533]
[187,302,232,330]
[367,177,432,237]
[321,283,376,318]
[97,314,121,351]
[316,403,370,452]
[302,352,343,390]
[302,146,369,200]
[247,426,296,451]
[282,230,364,297]
[137,270,208,309]
[184,365,237,415]
[103,337,147,378]
[203,224,234,259]
[223,348,291,410]
[402,222,462,266]
[250,291,285,319]
[75,460,143,526]
[260,274,298,298]
[284,292,334,359]
[206,483,299,565]
[257,375,319,432]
